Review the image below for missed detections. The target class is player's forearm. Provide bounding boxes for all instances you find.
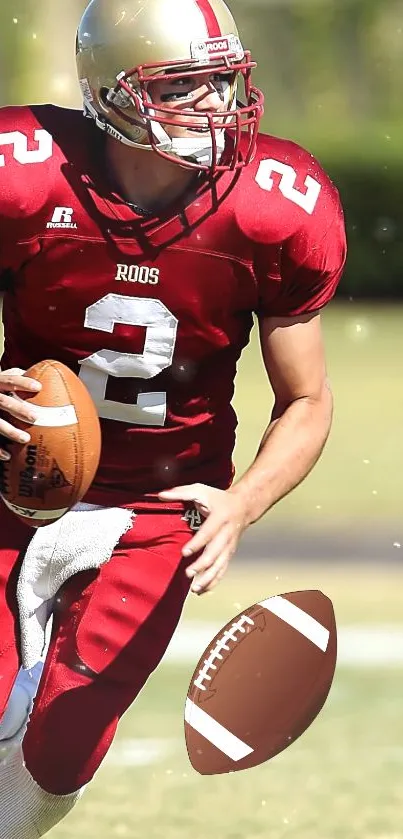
[228,383,333,526]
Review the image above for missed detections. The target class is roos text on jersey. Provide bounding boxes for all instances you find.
[115,265,160,285]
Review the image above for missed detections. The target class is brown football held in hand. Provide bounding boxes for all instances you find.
[0,360,101,527]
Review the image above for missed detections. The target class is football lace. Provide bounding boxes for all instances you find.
[193,615,255,691]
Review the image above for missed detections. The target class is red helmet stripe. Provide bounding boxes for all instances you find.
[195,0,222,37]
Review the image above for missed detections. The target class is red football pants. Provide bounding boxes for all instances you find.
[0,503,194,794]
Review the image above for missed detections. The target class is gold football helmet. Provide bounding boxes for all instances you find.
[76,0,264,173]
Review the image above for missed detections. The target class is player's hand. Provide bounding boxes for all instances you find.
[158,483,249,595]
[0,368,41,458]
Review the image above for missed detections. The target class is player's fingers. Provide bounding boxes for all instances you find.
[0,418,31,445]
[1,367,26,377]
[191,532,239,592]
[0,393,38,424]
[187,527,231,580]
[200,565,228,594]
[183,514,226,558]
[191,554,230,595]
[159,483,198,500]
[0,371,41,393]
[159,484,208,505]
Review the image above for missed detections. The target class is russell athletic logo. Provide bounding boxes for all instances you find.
[47,207,78,229]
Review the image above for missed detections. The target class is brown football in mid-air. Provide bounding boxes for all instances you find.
[0,360,101,527]
[185,590,337,774]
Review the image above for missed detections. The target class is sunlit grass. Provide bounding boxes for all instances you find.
[51,561,403,839]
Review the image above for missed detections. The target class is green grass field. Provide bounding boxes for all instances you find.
[50,561,403,839]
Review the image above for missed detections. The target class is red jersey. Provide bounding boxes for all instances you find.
[0,105,346,508]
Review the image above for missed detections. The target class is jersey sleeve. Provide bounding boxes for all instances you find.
[0,105,56,290]
[254,185,347,318]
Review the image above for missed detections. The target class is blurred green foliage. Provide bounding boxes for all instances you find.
[233,0,403,298]
[0,0,402,296]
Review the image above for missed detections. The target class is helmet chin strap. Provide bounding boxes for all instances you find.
[83,95,230,166]
[149,117,226,165]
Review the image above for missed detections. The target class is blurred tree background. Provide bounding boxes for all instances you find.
[1,0,402,297]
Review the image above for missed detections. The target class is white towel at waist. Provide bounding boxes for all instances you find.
[16,503,134,670]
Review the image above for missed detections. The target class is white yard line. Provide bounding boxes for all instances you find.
[104,738,178,768]
[164,622,403,667]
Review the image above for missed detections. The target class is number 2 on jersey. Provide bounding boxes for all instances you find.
[255,158,321,215]
[0,129,53,166]
[79,294,178,426]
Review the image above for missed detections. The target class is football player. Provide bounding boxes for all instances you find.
[0,0,346,835]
